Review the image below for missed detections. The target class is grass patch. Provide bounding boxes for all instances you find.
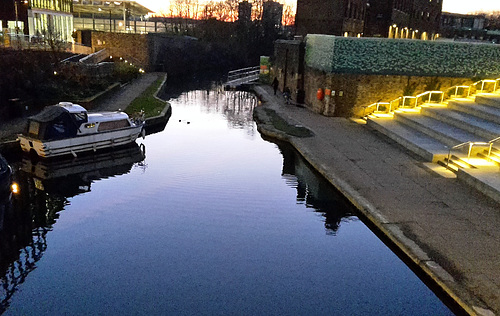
[263,108,313,138]
[126,77,166,118]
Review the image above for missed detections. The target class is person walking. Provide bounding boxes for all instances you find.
[272,77,279,95]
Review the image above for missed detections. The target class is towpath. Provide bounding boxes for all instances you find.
[93,72,165,112]
[253,84,499,316]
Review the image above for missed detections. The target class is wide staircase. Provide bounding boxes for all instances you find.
[363,80,500,204]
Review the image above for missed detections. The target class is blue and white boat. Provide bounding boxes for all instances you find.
[18,102,145,158]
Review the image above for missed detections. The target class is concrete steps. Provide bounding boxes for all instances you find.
[366,117,449,162]
[475,95,500,108]
[394,111,488,147]
[366,93,500,204]
[421,107,500,140]
[448,100,500,125]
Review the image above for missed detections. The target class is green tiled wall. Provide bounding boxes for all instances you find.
[305,35,500,77]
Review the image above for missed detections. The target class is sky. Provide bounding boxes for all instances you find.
[442,0,500,14]
[141,0,500,15]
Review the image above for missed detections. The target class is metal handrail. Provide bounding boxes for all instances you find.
[447,141,478,166]
[470,79,497,95]
[415,91,444,107]
[446,85,470,99]
[361,103,377,117]
[361,77,500,119]
[361,101,394,117]
[487,136,500,157]
[227,66,260,82]
[228,66,259,76]
[389,97,402,112]
[401,96,417,108]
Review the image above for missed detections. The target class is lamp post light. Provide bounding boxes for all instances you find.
[98,7,112,32]
[14,0,19,35]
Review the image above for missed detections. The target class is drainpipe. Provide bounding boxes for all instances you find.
[283,48,289,93]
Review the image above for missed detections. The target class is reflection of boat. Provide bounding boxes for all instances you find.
[20,143,146,197]
[18,102,145,158]
[0,154,12,194]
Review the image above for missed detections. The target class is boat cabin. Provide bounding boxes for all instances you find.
[25,102,132,141]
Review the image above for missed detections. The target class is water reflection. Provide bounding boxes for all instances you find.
[0,144,145,313]
[168,83,258,134]
[278,143,357,235]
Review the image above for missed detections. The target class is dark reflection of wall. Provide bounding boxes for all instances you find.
[0,144,146,313]
[168,81,258,134]
[161,73,225,100]
[278,142,357,235]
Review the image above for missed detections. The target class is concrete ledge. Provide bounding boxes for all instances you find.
[457,168,500,205]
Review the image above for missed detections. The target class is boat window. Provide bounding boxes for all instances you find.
[85,123,96,128]
[28,121,40,137]
[73,113,87,121]
[97,119,130,132]
[52,122,66,133]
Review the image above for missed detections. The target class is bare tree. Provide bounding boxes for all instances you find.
[252,0,264,21]
[225,0,240,22]
[282,4,295,26]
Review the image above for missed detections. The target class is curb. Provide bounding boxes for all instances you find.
[143,73,171,134]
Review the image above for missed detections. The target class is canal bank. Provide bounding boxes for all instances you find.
[253,85,499,316]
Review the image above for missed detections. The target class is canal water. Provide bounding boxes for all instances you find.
[0,86,453,315]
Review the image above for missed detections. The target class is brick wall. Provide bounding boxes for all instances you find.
[297,34,500,117]
[304,68,474,117]
[273,40,305,102]
[90,31,150,70]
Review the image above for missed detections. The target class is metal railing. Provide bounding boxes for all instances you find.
[415,91,444,107]
[446,85,470,99]
[362,102,389,117]
[227,66,260,82]
[487,136,500,158]
[80,48,108,64]
[446,141,489,166]
[361,77,500,118]
[469,79,498,95]
[361,97,406,117]
[447,135,500,167]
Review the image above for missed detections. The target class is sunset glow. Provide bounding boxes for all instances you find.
[141,0,500,16]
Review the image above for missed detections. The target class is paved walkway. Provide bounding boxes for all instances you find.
[253,85,500,316]
[93,72,166,112]
[0,72,166,142]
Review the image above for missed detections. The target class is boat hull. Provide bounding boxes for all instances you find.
[19,125,143,158]
[0,155,11,194]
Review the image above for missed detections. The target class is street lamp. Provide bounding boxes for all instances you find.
[14,0,19,35]
[98,7,112,32]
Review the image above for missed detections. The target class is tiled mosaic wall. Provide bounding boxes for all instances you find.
[305,35,500,78]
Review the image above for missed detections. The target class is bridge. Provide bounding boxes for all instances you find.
[225,66,260,90]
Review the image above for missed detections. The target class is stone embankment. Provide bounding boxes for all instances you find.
[253,84,499,316]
